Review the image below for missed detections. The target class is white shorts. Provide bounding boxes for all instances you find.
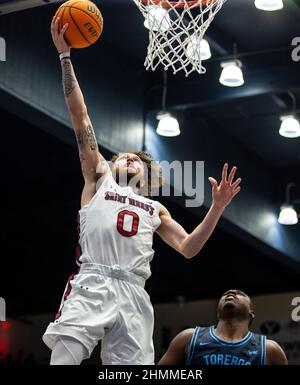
[43,263,154,365]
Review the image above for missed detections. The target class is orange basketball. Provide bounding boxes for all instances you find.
[55,0,103,49]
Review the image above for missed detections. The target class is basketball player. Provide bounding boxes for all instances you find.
[43,17,242,365]
[158,289,288,365]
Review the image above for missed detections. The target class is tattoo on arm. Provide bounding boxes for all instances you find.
[62,59,75,97]
[86,124,97,151]
[76,131,84,150]
[75,124,105,179]
[75,124,97,151]
[79,152,87,175]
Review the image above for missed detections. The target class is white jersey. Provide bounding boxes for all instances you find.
[76,171,161,280]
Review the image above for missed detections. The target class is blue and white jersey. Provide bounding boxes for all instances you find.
[186,326,266,366]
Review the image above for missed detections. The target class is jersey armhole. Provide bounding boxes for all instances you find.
[152,201,162,231]
[78,171,113,214]
[186,327,199,365]
[95,170,113,192]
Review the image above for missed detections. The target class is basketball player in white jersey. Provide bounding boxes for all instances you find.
[43,17,242,365]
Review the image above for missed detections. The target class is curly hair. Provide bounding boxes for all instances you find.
[111,151,164,197]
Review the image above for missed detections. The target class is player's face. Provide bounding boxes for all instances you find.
[114,153,144,176]
[218,289,252,318]
[113,153,145,189]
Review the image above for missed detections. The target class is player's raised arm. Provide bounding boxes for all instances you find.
[51,16,109,206]
[156,164,241,259]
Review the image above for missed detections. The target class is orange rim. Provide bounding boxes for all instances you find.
[139,0,219,8]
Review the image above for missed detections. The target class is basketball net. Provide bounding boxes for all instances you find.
[133,0,226,76]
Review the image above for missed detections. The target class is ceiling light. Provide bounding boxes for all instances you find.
[254,0,283,11]
[219,60,244,87]
[278,206,298,225]
[186,37,212,61]
[144,5,171,32]
[156,112,180,137]
[156,71,180,137]
[279,115,300,138]
[278,183,299,225]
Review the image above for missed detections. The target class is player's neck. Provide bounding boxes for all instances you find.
[119,182,139,194]
[215,319,249,342]
[115,173,140,194]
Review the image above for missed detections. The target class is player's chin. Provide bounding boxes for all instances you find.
[126,167,140,176]
[222,300,237,309]
[118,166,134,174]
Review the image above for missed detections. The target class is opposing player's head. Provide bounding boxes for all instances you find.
[217,289,255,328]
[111,151,163,196]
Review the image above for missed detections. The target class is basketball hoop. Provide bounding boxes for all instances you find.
[133,0,226,76]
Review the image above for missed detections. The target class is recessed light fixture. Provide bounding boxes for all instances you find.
[254,0,283,11]
[278,183,299,225]
[219,60,244,87]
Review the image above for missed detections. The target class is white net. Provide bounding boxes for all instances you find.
[133,0,226,76]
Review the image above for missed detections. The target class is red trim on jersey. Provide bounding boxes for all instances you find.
[117,210,140,237]
[76,213,82,265]
[55,274,76,320]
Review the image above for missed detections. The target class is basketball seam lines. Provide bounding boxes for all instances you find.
[63,0,85,10]
[67,6,102,30]
[59,4,102,31]
[68,6,92,46]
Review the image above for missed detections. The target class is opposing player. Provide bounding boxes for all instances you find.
[43,17,242,365]
[158,289,288,365]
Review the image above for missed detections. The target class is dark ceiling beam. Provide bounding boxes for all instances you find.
[205,24,237,56]
[148,63,300,111]
[0,0,132,15]
[206,36,228,57]
[0,88,76,148]
[0,0,62,15]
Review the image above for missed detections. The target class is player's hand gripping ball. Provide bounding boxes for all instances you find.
[55,0,103,48]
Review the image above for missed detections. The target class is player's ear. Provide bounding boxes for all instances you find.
[249,312,255,327]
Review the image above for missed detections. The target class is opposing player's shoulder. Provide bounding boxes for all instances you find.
[266,339,282,352]
[158,328,195,365]
[173,328,195,349]
[266,339,288,365]
[177,328,195,338]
